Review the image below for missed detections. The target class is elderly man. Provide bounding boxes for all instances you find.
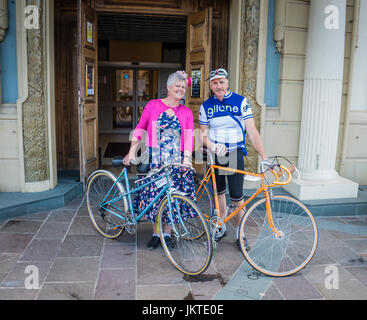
[199,68,267,246]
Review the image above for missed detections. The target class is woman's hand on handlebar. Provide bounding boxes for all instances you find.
[122,153,135,166]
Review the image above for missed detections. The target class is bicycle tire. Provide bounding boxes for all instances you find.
[239,195,318,277]
[193,173,214,222]
[157,194,213,276]
[86,170,128,239]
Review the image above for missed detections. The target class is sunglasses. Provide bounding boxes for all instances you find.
[208,68,228,80]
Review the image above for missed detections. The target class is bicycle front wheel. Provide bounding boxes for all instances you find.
[157,194,213,276]
[86,170,128,239]
[239,195,318,277]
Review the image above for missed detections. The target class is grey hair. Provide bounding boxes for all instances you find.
[167,72,187,88]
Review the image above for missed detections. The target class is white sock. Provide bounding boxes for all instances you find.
[163,232,171,238]
[152,233,160,238]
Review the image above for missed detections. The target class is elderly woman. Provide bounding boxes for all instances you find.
[123,71,195,250]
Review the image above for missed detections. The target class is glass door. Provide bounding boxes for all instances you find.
[136,70,159,124]
[114,69,134,130]
[112,69,159,130]
[99,67,176,134]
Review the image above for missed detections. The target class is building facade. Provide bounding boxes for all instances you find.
[0,0,366,203]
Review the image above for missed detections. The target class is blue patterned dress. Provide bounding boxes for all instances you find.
[133,111,196,224]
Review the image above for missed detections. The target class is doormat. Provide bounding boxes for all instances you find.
[103,143,131,158]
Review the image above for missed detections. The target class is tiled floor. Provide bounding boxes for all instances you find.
[0,194,367,300]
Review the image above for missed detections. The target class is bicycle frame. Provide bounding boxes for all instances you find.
[98,166,191,236]
[196,161,292,237]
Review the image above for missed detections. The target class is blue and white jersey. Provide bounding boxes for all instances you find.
[199,91,253,151]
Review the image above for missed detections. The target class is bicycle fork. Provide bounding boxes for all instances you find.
[263,186,283,238]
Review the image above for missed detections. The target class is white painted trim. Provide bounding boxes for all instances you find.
[256,0,268,170]
[16,0,27,192]
[46,0,57,190]
[0,103,17,120]
[228,0,242,92]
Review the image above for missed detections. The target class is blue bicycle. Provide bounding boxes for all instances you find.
[86,161,213,276]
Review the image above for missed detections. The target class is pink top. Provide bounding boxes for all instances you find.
[132,99,194,152]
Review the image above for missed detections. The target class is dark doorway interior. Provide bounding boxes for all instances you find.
[97,13,187,168]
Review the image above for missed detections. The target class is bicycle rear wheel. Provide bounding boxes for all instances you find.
[239,195,318,277]
[86,170,128,239]
[193,173,214,222]
[157,194,213,276]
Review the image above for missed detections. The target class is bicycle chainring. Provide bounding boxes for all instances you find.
[125,212,137,235]
[209,216,226,239]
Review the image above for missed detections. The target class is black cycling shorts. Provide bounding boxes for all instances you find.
[214,147,244,202]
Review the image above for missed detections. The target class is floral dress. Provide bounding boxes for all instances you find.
[133,111,196,224]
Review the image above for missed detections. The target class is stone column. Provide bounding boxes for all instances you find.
[284,0,358,200]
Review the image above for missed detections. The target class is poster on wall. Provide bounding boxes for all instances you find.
[191,68,202,98]
[87,21,93,44]
[86,64,95,96]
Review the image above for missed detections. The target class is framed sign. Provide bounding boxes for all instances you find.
[191,67,202,98]
[86,64,95,96]
[87,20,93,44]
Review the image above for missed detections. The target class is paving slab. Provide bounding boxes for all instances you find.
[273,273,323,300]
[46,257,100,282]
[35,221,70,240]
[0,220,43,234]
[58,234,104,257]
[137,284,191,300]
[0,233,34,254]
[95,268,136,300]
[315,280,367,300]
[19,239,62,262]
[37,282,95,300]
[100,243,136,269]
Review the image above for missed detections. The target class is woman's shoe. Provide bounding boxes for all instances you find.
[147,235,161,250]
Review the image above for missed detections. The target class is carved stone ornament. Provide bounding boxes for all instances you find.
[239,0,261,173]
[22,0,50,182]
[0,0,8,42]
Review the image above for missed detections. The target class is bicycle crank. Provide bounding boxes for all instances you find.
[209,216,226,246]
[125,211,137,235]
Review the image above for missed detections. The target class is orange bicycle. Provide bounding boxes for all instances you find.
[193,152,318,277]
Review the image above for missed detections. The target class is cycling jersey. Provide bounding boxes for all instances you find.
[199,91,253,151]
